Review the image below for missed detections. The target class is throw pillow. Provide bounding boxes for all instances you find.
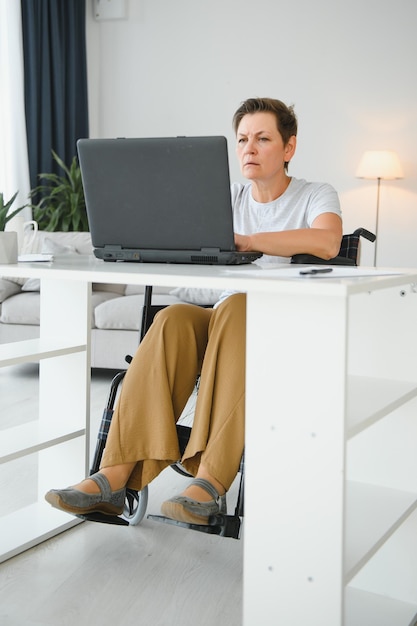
[0,278,22,303]
[169,287,224,305]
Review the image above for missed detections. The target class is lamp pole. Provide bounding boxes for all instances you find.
[374,177,381,267]
[356,151,404,268]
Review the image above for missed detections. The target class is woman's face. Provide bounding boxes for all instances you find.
[236,111,296,184]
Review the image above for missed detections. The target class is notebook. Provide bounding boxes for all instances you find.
[77,136,261,265]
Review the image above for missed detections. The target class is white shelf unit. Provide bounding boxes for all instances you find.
[344,286,417,624]
[244,278,417,626]
[0,278,91,563]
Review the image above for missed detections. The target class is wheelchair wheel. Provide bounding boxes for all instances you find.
[121,486,148,525]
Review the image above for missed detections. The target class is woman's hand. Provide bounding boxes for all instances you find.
[234,233,253,252]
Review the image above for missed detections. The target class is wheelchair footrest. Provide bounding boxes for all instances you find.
[147,513,241,539]
[76,512,129,526]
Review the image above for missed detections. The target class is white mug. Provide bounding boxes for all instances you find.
[7,215,39,253]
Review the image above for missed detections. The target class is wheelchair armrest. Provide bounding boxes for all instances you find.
[291,253,356,266]
[291,227,375,266]
[352,227,376,242]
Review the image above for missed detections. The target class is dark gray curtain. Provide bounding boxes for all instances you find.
[20,0,89,191]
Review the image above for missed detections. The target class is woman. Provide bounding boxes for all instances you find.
[45,97,342,525]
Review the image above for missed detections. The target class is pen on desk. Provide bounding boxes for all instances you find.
[299,267,333,275]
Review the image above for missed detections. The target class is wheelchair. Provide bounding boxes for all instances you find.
[79,227,375,539]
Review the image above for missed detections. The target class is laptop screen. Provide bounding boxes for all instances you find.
[78,136,261,264]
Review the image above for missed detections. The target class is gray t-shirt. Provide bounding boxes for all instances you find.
[214,177,341,306]
[231,177,341,265]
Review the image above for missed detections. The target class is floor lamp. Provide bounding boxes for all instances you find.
[356,150,404,266]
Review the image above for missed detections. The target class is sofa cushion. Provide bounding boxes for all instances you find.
[41,237,76,255]
[0,278,21,303]
[94,293,182,330]
[0,290,121,327]
[169,287,223,305]
[21,278,41,292]
[39,232,93,255]
[0,292,40,325]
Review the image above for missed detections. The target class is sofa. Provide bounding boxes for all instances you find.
[0,232,223,369]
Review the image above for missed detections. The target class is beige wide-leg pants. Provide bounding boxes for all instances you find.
[101,293,246,492]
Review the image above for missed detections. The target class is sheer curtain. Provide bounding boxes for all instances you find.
[0,0,31,218]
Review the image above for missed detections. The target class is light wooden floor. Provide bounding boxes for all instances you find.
[0,364,243,626]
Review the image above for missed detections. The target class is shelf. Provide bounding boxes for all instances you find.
[0,501,81,564]
[345,587,417,626]
[0,338,86,367]
[344,481,417,582]
[346,376,417,438]
[0,421,85,463]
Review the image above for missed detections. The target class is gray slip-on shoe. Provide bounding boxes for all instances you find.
[45,472,125,516]
[160,477,227,525]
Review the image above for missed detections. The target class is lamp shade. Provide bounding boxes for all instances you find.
[356,150,404,180]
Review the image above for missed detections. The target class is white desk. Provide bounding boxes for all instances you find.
[1,256,417,626]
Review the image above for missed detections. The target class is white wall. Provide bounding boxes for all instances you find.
[85,0,417,267]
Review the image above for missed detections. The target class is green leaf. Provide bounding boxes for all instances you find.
[29,151,88,232]
[0,191,27,231]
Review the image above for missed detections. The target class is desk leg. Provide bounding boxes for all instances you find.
[37,278,91,501]
[244,289,348,625]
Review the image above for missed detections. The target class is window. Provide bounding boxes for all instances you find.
[0,0,31,217]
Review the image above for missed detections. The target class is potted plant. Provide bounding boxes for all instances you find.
[30,150,88,232]
[0,191,27,263]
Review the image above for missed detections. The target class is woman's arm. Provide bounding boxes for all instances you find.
[235,212,343,260]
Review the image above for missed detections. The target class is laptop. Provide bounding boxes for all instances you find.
[77,136,261,265]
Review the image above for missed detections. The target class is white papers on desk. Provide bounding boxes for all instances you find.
[292,266,401,278]
[230,265,403,279]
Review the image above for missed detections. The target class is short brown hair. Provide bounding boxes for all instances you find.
[232,97,298,146]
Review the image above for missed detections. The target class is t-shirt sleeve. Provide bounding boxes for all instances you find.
[306,183,341,227]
